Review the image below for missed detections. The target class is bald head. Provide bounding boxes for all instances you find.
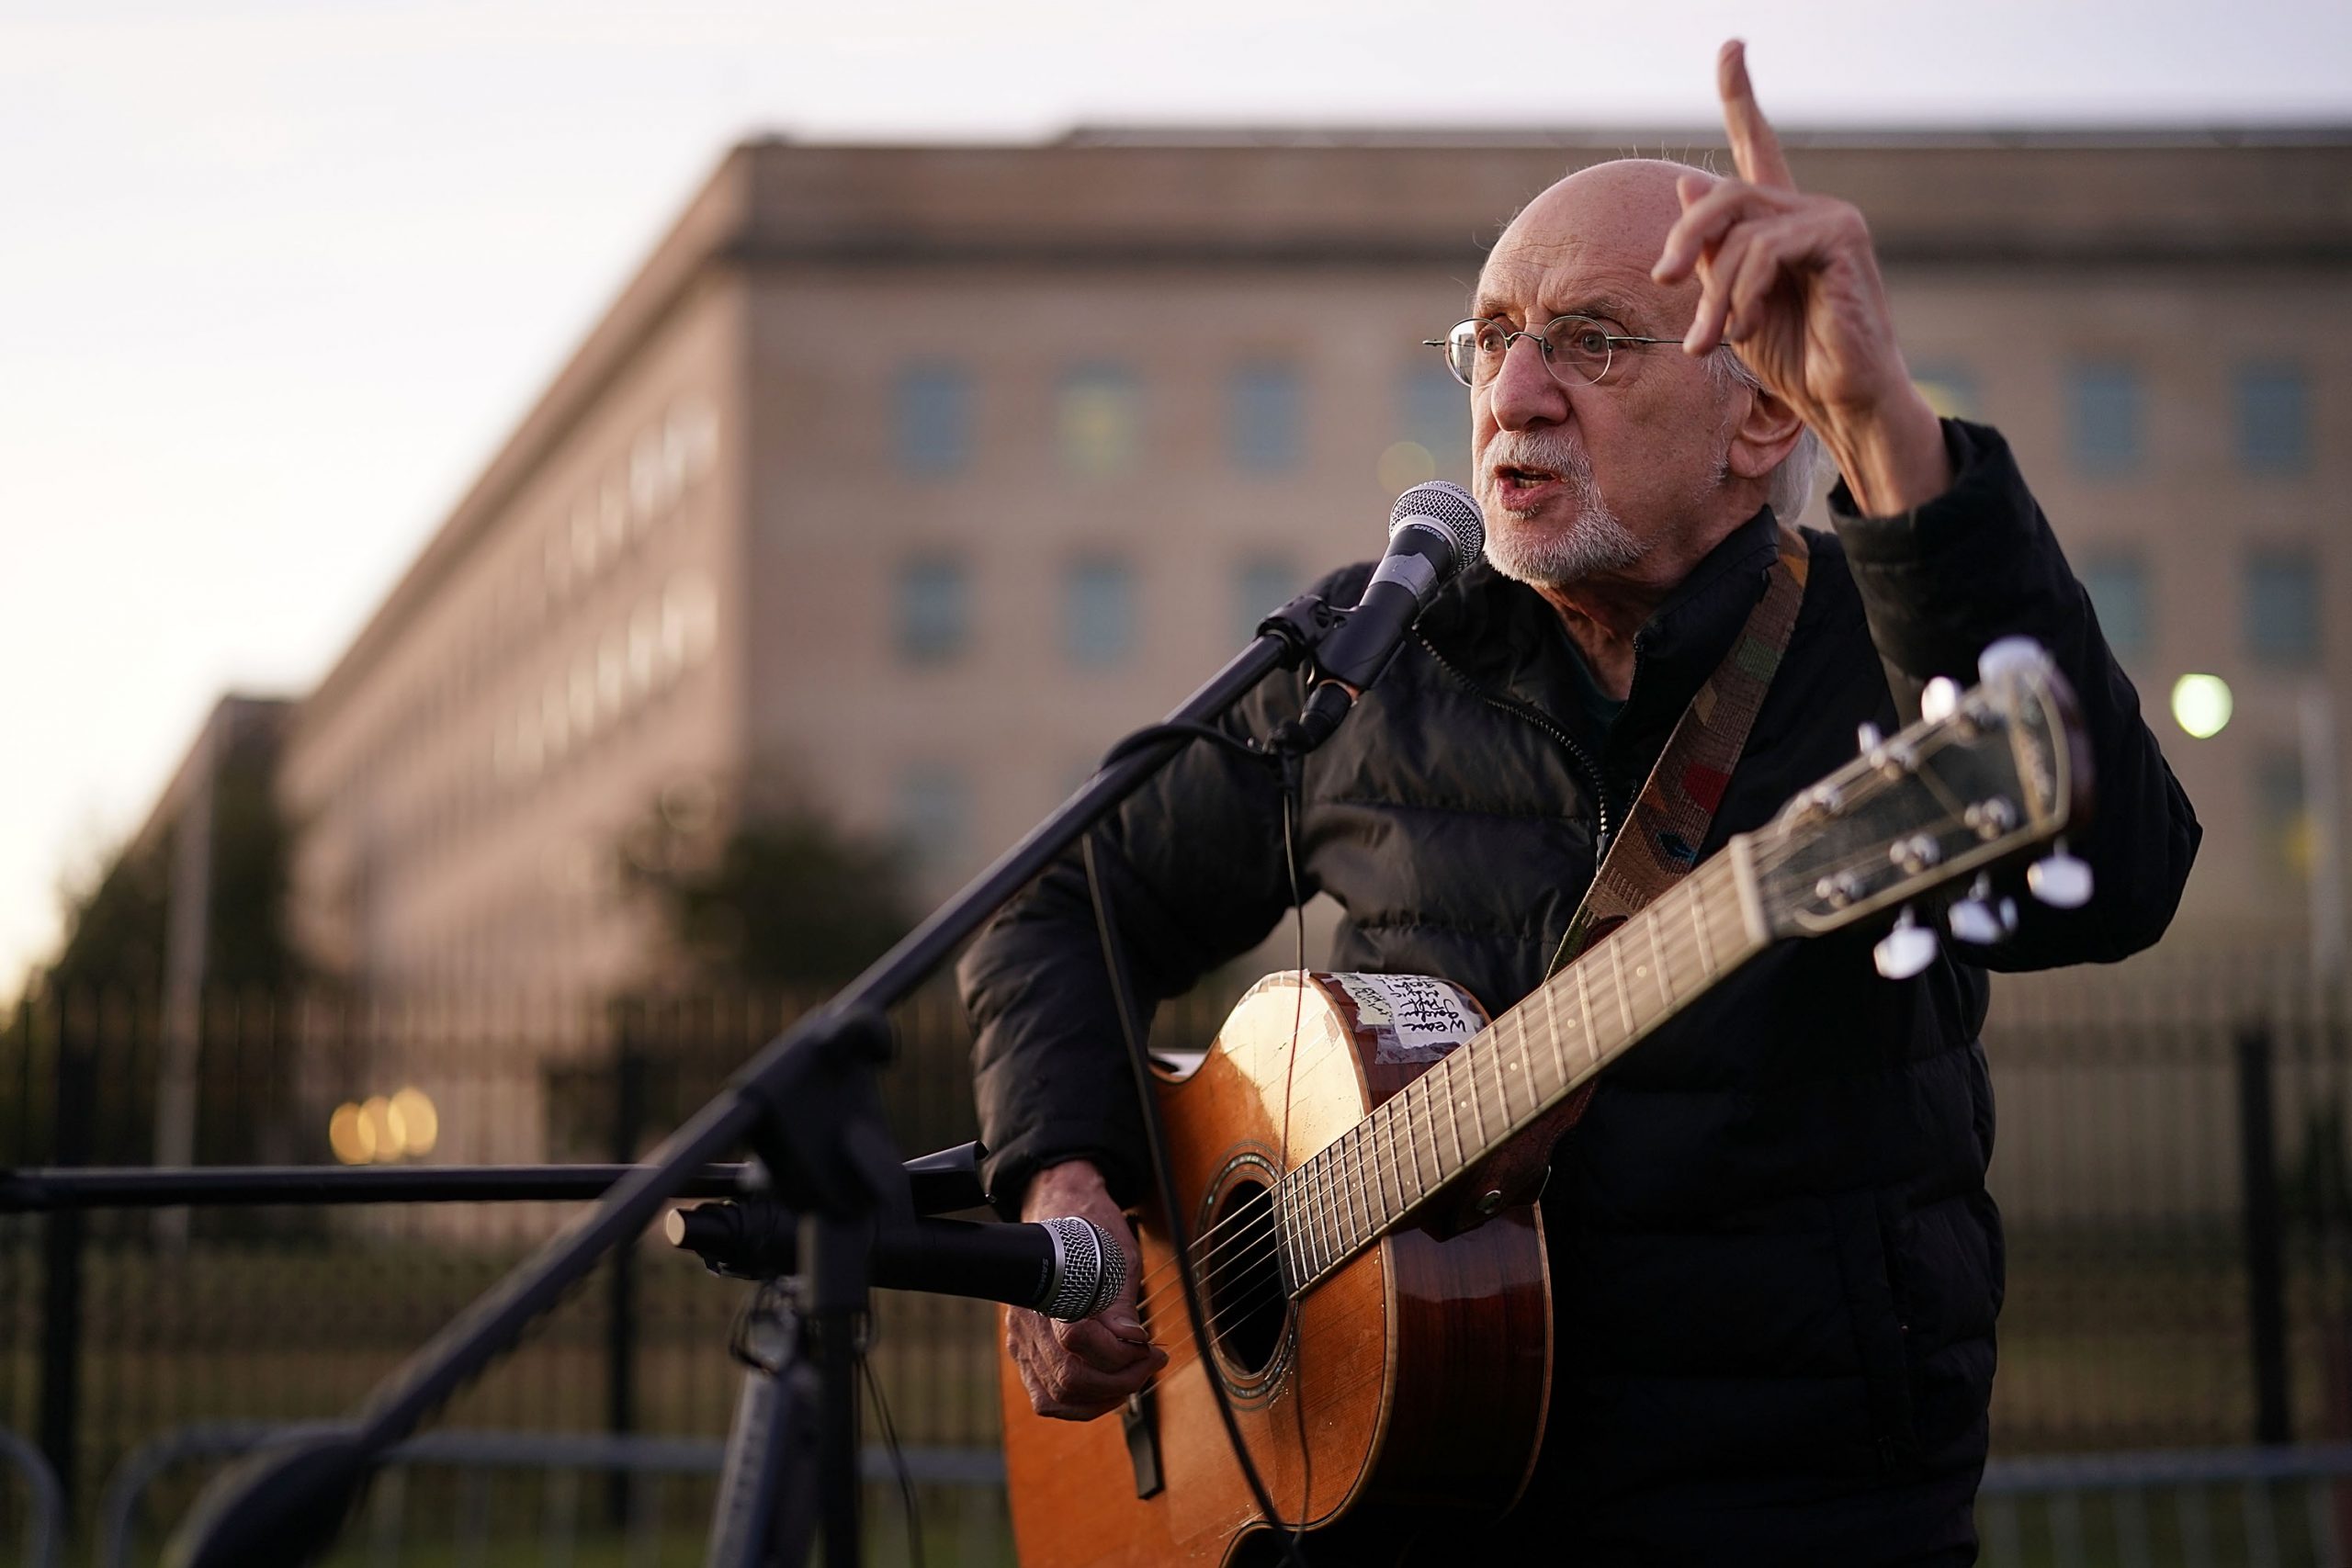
[1490,159,1706,293]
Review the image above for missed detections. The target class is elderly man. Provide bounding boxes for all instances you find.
[962,42,2199,1565]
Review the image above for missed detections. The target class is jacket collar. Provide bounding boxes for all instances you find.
[1421,505,1788,764]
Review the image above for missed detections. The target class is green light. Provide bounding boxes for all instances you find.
[2171,673,2233,739]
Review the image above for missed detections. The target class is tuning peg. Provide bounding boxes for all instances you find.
[1920,676,1962,723]
[1873,908,1939,980]
[1947,874,2018,945]
[2027,837,2094,908]
[1977,637,2050,686]
[1857,721,1883,752]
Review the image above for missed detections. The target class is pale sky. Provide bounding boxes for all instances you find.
[3,0,2347,994]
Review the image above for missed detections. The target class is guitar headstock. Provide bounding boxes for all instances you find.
[1748,639,2090,941]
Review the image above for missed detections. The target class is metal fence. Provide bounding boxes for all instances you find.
[5,946,2352,1555]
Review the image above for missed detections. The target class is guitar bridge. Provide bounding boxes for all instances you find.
[1123,1386,1164,1499]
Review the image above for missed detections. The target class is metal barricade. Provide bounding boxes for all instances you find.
[1981,1444,2352,1568]
[0,1426,63,1568]
[98,1422,1007,1568]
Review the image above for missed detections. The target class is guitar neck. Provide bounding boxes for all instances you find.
[1276,840,1771,1294]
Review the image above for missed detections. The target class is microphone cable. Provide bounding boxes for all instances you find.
[1082,807,1313,1568]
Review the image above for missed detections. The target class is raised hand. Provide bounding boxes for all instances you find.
[1652,40,1951,515]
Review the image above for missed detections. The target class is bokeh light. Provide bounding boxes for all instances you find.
[328,1101,373,1165]
[2171,673,2233,739]
[328,1086,441,1163]
[1375,441,1435,495]
[390,1087,439,1155]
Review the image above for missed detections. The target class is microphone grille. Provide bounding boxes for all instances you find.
[1390,480,1486,576]
[1038,1214,1125,1321]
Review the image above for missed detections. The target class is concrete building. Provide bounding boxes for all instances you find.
[274,129,2352,997]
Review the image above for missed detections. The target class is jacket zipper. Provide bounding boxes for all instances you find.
[1415,630,1615,861]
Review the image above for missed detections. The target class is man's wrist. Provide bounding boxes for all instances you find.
[1021,1156,1113,1222]
[1819,386,1952,518]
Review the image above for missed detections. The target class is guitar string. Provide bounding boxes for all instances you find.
[1127,897,1736,1348]
[1128,731,2040,1336]
[1123,863,1745,1307]
[1127,868,1749,1329]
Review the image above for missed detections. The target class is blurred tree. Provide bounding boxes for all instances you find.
[47,712,296,994]
[625,794,919,987]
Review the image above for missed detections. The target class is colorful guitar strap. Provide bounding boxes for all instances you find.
[1542,522,1811,1132]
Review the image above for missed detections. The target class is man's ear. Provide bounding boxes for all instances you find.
[1724,383,1806,482]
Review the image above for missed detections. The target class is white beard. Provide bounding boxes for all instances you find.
[1477,431,1646,587]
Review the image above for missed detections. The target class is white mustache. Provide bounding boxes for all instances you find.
[1482,431,1596,488]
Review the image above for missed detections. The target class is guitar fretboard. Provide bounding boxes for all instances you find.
[1272,842,1769,1294]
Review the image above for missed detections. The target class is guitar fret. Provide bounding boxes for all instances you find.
[1459,1050,1489,1149]
[1288,1194,1307,1297]
[1609,942,1634,1037]
[1544,979,1569,1089]
[1440,1055,1466,1169]
[1646,913,1673,1009]
[1689,880,1716,977]
[1490,1029,1518,1127]
[1321,1154,1344,1268]
[1339,1145,1364,1251]
[1290,1195,1307,1291]
[1405,1086,1432,1199]
[1575,962,1600,1070]
[1374,1106,1401,1218]
[1421,1074,1453,1185]
[1317,1161,1336,1279]
[1475,1050,1504,1146]
[1394,1100,1424,1211]
[1395,1103,1417,1213]
[1520,1027,1542,1117]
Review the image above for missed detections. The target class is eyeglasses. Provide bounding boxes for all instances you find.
[1425,315,1679,389]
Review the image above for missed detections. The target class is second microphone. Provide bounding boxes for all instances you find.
[665,1201,1127,1322]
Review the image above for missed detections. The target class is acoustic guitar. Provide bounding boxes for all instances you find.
[1001,641,2088,1567]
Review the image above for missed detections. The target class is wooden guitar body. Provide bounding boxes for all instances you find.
[999,972,1553,1568]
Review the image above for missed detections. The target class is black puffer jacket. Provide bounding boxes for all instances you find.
[961,422,2199,1565]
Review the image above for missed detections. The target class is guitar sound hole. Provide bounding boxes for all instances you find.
[1203,1178,1287,1381]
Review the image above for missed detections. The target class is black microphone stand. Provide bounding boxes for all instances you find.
[160,592,1345,1568]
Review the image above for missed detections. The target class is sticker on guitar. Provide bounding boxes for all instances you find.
[1330,973,1481,1062]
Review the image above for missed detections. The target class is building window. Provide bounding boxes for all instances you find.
[1057,364,1140,476]
[2237,363,2310,476]
[2078,556,2151,660]
[2245,548,2320,667]
[1911,361,1980,421]
[2256,749,2311,885]
[1235,558,1299,645]
[895,764,971,879]
[895,363,971,477]
[1065,559,1134,667]
[1402,366,1469,482]
[895,558,969,664]
[2067,362,2142,476]
[1227,361,1302,474]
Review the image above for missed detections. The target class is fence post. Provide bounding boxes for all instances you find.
[39,994,96,1517]
[2239,1024,2292,1445]
[606,1021,647,1526]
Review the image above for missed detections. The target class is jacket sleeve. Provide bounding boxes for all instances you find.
[956,659,1313,1218]
[1828,418,2200,968]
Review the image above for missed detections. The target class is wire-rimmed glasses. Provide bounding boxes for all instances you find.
[1425,315,1679,389]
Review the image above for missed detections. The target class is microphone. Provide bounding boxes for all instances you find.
[664,1203,1127,1321]
[1292,480,1486,750]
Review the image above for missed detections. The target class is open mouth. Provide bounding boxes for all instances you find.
[1491,463,1565,505]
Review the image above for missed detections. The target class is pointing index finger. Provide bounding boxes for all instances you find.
[1718,39,1794,190]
